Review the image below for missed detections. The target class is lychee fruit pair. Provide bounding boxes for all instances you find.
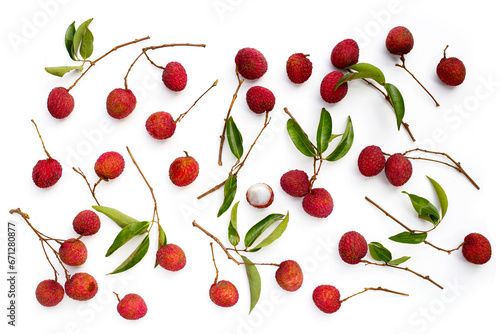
[116,293,148,320]
[95,151,125,181]
[357,146,412,187]
[246,183,274,208]
[156,243,186,271]
[169,152,199,187]
[246,86,275,114]
[462,233,492,265]
[235,47,268,80]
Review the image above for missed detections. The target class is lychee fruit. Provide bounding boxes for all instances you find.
[73,210,101,236]
[386,26,414,56]
[286,53,313,84]
[338,231,368,265]
[162,61,187,92]
[330,39,359,69]
[209,280,239,307]
[246,86,275,114]
[169,152,199,187]
[302,188,334,218]
[47,87,74,119]
[358,145,386,177]
[32,158,62,188]
[246,183,274,208]
[280,170,310,197]
[312,284,341,313]
[35,279,64,307]
[65,273,98,301]
[59,238,88,266]
[275,260,303,292]
[145,111,176,140]
[436,46,466,86]
[462,233,492,265]
[94,151,125,181]
[106,88,137,119]
[116,293,148,320]
[320,71,348,103]
[384,153,412,186]
[235,47,268,80]
[156,244,186,271]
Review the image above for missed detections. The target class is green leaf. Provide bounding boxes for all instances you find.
[316,108,333,154]
[335,63,386,89]
[65,21,76,60]
[334,72,356,89]
[241,255,261,313]
[155,224,168,268]
[388,256,411,266]
[329,133,342,142]
[228,202,240,247]
[45,66,84,77]
[286,119,317,157]
[402,192,440,226]
[217,174,237,217]
[389,232,427,244]
[226,116,244,160]
[72,18,93,60]
[384,83,405,130]
[108,234,150,275]
[92,206,140,228]
[106,221,151,257]
[244,213,285,249]
[427,176,448,219]
[79,28,94,59]
[249,212,289,252]
[325,116,354,161]
[368,242,392,263]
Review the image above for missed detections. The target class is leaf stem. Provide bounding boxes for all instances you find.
[175,79,218,123]
[340,286,409,303]
[396,56,440,107]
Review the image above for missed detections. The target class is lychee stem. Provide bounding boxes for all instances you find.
[72,167,101,206]
[175,79,218,124]
[113,292,121,303]
[31,119,52,159]
[396,55,440,107]
[210,242,220,284]
[443,45,449,58]
[424,240,464,254]
[340,286,409,303]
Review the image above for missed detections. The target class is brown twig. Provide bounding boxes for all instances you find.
[340,286,409,303]
[424,241,464,255]
[365,196,418,233]
[210,242,219,284]
[31,120,52,159]
[396,55,440,107]
[175,79,218,123]
[73,167,101,206]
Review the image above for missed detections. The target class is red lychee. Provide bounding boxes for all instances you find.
[209,280,239,307]
[384,153,412,186]
[169,152,199,187]
[330,39,359,69]
[162,61,187,92]
[386,26,414,56]
[156,244,186,271]
[145,111,176,140]
[462,233,492,265]
[106,88,137,119]
[302,188,334,218]
[246,86,275,114]
[275,260,303,292]
[59,238,88,266]
[47,87,74,119]
[320,71,348,103]
[358,145,386,177]
[436,46,466,86]
[235,47,268,80]
[286,53,313,84]
[94,151,125,181]
[117,293,148,320]
[73,210,101,236]
[32,158,62,188]
[338,231,368,265]
[35,279,64,307]
[65,273,98,301]
[313,284,341,313]
[280,170,310,198]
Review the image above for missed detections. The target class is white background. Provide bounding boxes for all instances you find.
[2,0,500,333]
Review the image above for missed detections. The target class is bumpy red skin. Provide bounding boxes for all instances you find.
[162,61,187,92]
[286,53,313,84]
[94,151,125,180]
[73,210,101,236]
[36,279,64,307]
[169,155,199,187]
[117,293,148,320]
[320,71,348,103]
[209,280,239,307]
[330,39,359,69]
[338,231,368,264]
[386,26,414,56]
[313,285,341,313]
[59,239,88,266]
[156,244,186,271]
[358,145,386,177]
[47,87,74,119]
[462,233,492,265]
[384,153,412,186]
[145,111,176,140]
[246,86,275,114]
[275,260,303,292]
[106,88,137,119]
[436,57,466,86]
[32,158,62,188]
[302,188,334,218]
[235,47,268,80]
[280,170,310,197]
[65,273,98,301]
